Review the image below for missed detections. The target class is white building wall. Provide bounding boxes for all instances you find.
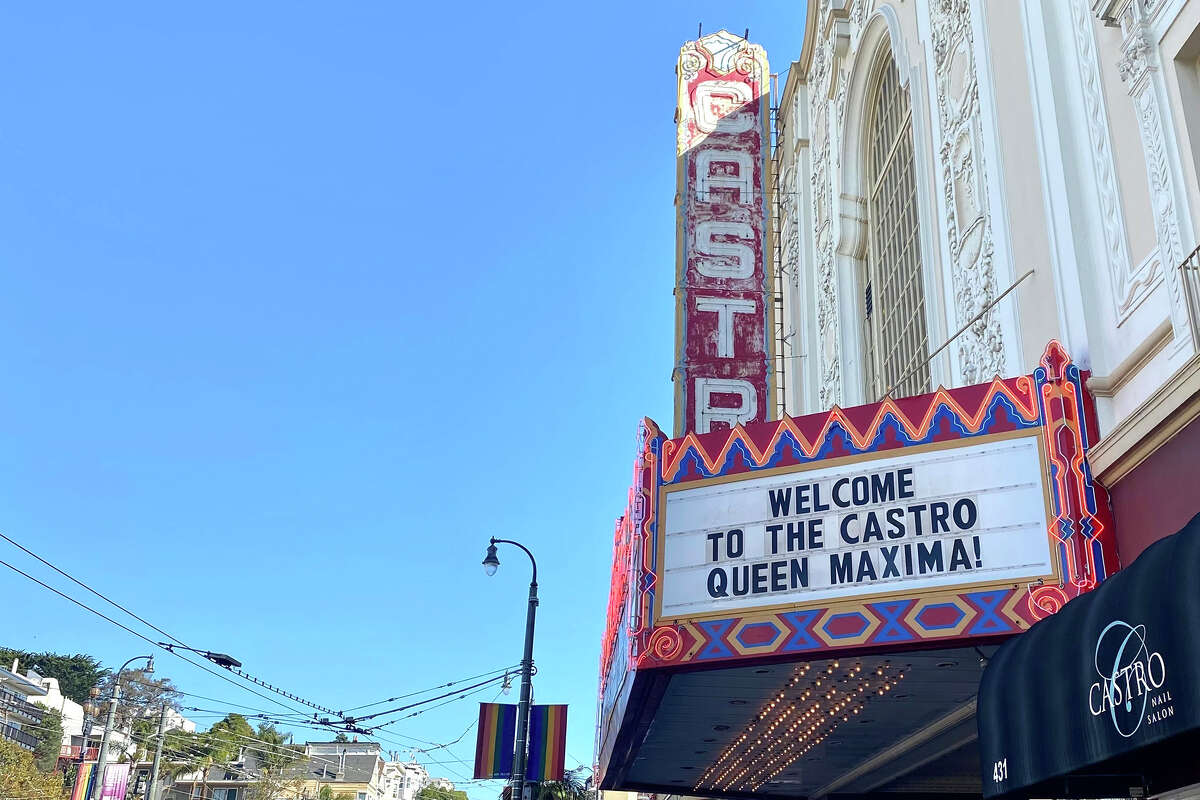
[777,0,1200,468]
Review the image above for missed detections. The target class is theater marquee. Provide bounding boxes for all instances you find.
[659,432,1055,620]
[598,343,1120,778]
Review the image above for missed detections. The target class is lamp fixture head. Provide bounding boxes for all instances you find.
[483,543,500,577]
[144,656,155,675]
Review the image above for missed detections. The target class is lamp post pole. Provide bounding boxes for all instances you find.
[91,655,153,800]
[483,538,538,800]
[78,688,99,792]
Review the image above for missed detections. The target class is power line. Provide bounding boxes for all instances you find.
[0,553,314,720]
[368,681,500,732]
[0,532,355,724]
[351,674,509,725]
[340,665,519,714]
[0,529,344,721]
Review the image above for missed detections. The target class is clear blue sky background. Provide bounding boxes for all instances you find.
[0,3,804,795]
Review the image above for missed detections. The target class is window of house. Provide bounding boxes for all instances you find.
[860,52,929,400]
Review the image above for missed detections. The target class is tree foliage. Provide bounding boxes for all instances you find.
[33,706,65,772]
[97,668,181,732]
[418,786,468,800]
[250,722,302,773]
[531,767,592,800]
[0,737,66,799]
[0,646,109,704]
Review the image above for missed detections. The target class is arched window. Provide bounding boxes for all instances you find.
[860,54,929,399]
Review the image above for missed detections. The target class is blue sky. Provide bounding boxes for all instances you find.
[0,3,804,794]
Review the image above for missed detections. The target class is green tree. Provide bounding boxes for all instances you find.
[418,786,468,800]
[245,743,305,800]
[0,647,109,704]
[33,707,65,772]
[206,713,257,762]
[31,710,64,772]
[531,766,592,800]
[250,722,302,773]
[0,737,66,799]
[333,732,349,743]
[97,668,181,732]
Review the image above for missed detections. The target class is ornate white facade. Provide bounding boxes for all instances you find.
[776,0,1200,474]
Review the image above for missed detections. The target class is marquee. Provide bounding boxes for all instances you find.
[597,342,1119,783]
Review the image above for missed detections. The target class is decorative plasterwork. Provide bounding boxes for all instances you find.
[1112,0,1192,349]
[812,0,843,409]
[929,0,1006,384]
[1068,0,1156,320]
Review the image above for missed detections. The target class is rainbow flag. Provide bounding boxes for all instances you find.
[71,763,95,800]
[525,704,567,782]
[474,702,517,779]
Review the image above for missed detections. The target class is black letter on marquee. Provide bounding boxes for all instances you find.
[930,502,951,533]
[830,552,854,584]
[840,513,859,544]
[771,560,788,592]
[790,557,809,588]
[917,541,944,574]
[855,552,878,583]
[707,531,723,562]
[907,504,928,535]
[708,568,729,597]
[767,524,783,555]
[871,472,895,503]
[880,546,901,578]
[952,498,978,531]
[752,562,768,593]
[949,538,974,571]
[768,489,791,518]
[727,529,745,558]
[732,565,750,596]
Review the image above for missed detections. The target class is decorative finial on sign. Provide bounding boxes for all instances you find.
[744,28,750,40]
[698,22,703,38]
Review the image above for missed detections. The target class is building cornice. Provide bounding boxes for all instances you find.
[1089,350,1200,485]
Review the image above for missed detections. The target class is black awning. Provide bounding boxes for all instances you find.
[979,512,1200,798]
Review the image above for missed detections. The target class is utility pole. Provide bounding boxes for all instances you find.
[145,704,167,800]
[91,655,153,800]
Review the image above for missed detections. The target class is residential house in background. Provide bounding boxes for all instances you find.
[0,659,47,751]
[381,759,430,800]
[26,669,194,763]
[167,741,388,800]
[162,740,460,800]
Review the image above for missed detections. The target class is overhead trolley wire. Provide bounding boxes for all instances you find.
[339,665,519,714]
[0,529,346,721]
[0,551,312,719]
[350,673,509,724]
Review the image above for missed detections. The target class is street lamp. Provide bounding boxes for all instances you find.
[482,538,538,800]
[79,687,100,764]
[90,655,154,800]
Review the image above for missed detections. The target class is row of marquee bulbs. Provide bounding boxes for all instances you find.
[696,659,909,793]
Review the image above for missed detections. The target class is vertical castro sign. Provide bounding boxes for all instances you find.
[675,31,773,436]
